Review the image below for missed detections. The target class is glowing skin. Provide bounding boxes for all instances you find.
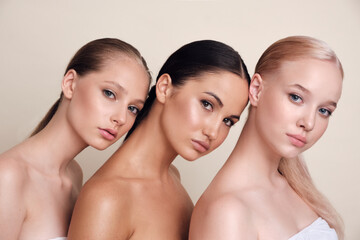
[66,57,149,150]
[161,71,249,161]
[253,59,342,159]
[188,58,343,240]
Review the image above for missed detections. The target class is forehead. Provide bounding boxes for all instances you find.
[273,59,343,101]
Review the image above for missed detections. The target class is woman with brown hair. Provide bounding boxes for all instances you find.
[0,38,151,240]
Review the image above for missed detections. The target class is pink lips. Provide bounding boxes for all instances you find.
[191,139,210,153]
[286,133,307,148]
[99,128,118,141]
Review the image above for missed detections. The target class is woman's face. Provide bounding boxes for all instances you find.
[160,71,249,161]
[254,58,343,158]
[66,57,149,150]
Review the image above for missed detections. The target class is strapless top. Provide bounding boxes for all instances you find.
[48,237,66,240]
[288,217,337,240]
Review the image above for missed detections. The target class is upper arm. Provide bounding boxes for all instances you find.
[0,162,27,240]
[67,180,134,240]
[189,195,257,240]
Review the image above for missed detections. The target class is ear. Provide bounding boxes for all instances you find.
[155,74,173,104]
[249,73,264,107]
[61,69,77,99]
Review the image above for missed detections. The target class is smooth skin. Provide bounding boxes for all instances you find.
[0,57,149,240]
[189,59,343,240]
[67,71,249,240]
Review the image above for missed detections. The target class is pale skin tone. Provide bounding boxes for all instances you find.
[189,59,343,240]
[67,71,249,240]
[0,56,149,240]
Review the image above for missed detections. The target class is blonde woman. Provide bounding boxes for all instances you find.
[0,38,150,240]
[189,36,344,240]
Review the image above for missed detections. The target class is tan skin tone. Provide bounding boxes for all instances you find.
[67,71,249,240]
[0,57,149,240]
[189,59,343,240]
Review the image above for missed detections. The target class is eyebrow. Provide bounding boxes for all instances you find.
[105,81,127,94]
[204,91,240,120]
[291,84,309,93]
[204,91,223,107]
[290,84,337,108]
[105,81,145,105]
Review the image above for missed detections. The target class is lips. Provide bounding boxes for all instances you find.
[99,128,118,141]
[191,139,210,153]
[286,133,307,148]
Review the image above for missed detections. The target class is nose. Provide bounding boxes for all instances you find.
[111,106,127,127]
[203,118,221,140]
[297,110,316,131]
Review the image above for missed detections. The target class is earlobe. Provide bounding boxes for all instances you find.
[155,74,173,104]
[249,73,263,107]
[62,69,77,99]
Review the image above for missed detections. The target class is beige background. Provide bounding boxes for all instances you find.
[0,0,359,238]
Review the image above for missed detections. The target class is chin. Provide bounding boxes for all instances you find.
[179,151,201,162]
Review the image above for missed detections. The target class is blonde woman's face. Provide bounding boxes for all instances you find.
[66,57,149,150]
[254,59,343,158]
[160,71,249,161]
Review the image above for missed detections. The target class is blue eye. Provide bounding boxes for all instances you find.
[319,108,332,117]
[201,100,213,111]
[223,118,235,127]
[289,93,302,103]
[103,89,115,99]
[128,106,140,115]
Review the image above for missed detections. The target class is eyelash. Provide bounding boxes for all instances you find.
[289,93,333,117]
[128,106,140,116]
[103,89,116,99]
[319,108,332,117]
[201,100,213,111]
[201,100,235,127]
[223,118,235,127]
[289,93,303,104]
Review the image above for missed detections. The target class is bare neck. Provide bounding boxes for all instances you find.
[226,110,283,184]
[21,102,87,175]
[106,102,178,180]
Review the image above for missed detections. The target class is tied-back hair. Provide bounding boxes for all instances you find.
[30,38,151,137]
[256,36,344,239]
[125,39,251,140]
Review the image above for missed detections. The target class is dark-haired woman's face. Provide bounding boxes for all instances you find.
[66,57,149,150]
[160,71,249,161]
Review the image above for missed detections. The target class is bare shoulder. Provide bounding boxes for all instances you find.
[169,163,181,181]
[0,153,28,189]
[67,159,83,191]
[68,176,137,239]
[0,153,28,239]
[190,192,257,240]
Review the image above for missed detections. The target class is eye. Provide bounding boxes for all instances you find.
[103,89,115,99]
[128,105,140,115]
[289,93,303,103]
[223,118,235,127]
[201,100,213,111]
[319,108,332,117]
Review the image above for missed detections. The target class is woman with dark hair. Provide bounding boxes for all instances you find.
[189,36,344,240]
[0,38,151,240]
[67,40,250,240]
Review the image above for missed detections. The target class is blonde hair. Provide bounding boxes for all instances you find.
[256,36,344,239]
